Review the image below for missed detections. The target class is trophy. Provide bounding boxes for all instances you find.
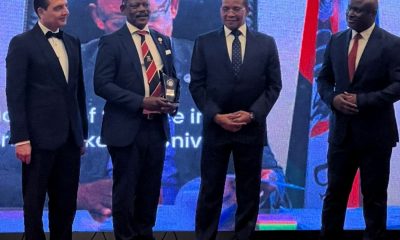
[160,71,180,103]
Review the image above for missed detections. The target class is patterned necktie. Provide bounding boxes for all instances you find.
[348,33,362,81]
[231,29,242,77]
[137,30,162,97]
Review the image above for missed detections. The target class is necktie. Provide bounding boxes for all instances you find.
[45,31,63,40]
[231,29,242,77]
[348,33,362,81]
[137,30,162,97]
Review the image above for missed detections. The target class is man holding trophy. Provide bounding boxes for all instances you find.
[93,0,179,239]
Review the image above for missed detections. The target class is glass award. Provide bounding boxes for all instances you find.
[160,71,179,103]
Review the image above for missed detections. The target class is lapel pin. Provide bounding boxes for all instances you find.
[158,37,163,44]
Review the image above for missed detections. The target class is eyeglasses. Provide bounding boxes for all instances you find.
[221,6,244,14]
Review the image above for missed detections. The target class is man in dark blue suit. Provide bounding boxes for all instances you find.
[317,0,400,239]
[5,0,88,239]
[93,0,178,239]
[79,0,181,214]
[189,0,282,239]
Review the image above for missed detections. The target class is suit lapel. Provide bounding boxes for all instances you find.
[118,25,144,83]
[239,29,257,78]
[32,24,68,88]
[217,28,235,75]
[353,27,380,82]
[342,29,352,83]
[63,35,75,88]
[150,30,168,74]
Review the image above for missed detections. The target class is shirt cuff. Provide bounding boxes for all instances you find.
[15,141,30,146]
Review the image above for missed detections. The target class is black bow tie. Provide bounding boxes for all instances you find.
[45,31,63,39]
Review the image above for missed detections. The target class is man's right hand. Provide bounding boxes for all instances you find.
[16,143,32,164]
[142,96,175,112]
[214,113,246,132]
[332,93,359,115]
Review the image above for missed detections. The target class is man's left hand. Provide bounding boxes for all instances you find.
[231,110,253,125]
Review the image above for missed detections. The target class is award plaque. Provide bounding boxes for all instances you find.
[160,71,179,103]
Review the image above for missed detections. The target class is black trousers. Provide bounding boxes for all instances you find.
[108,118,166,240]
[22,133,80,240]
[195,140,264,240]
[320,137,392,240]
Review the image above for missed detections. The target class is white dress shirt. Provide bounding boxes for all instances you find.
[38,21,69,82]
[126,22,164,97]
[348,23,375,70]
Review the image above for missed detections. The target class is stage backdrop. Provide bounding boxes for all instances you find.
[0,0,399,232]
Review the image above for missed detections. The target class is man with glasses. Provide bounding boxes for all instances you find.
[317,0,400,239]
[189,0,282,239]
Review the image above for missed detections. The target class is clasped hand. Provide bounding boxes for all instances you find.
[214,111,252,132]
[332,92,359,115]
[142,96,177,114]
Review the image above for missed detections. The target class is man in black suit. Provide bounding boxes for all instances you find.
[93,0,177,239]
[317,0,400,239]
[5,0,88,239]
[189,0,282,239]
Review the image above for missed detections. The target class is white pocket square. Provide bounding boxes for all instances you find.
[165,49,172,55]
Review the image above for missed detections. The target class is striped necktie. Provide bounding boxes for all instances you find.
[137,30,162,97]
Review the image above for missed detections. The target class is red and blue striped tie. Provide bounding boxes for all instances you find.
[137,30,162,97]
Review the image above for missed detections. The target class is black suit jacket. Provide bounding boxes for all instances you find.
[189,27,282,145]
[94,25,176,147]
[6,23,88,150]
[317,26,400,147]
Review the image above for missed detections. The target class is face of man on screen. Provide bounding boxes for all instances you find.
[90,0,178,36]
[220,0,248,31]
[89,0,125,34]
[148,0,179,37]
[38,0,70,31]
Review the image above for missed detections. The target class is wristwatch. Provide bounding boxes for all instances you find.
[249,112,255,122]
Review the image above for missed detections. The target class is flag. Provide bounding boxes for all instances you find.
[286,0,342,208]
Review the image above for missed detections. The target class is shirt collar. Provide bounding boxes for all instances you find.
[38,21,60,35]
[224,24,247,38]
[351,22,375,41]
[126,21,150,35]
